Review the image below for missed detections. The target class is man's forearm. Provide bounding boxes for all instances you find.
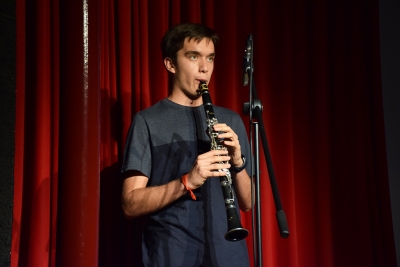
[122,178,186,219]
[232,170,253,212]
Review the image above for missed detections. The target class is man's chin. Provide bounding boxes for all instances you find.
[188,92,201,100]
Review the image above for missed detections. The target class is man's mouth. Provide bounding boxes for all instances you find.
[196,79,207,84]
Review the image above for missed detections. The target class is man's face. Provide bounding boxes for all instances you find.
[170,37,215,99]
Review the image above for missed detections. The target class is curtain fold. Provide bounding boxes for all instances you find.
[13,0,59,266]
[12,0,396,266]
[56,0,101,266]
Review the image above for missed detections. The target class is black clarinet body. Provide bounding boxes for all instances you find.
[199,82,249,242]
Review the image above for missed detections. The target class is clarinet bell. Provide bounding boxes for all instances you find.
[224,206,249,241]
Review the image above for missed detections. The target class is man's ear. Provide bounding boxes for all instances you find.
[164,57,176,74]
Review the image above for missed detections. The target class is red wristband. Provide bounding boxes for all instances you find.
[181,174,196,200]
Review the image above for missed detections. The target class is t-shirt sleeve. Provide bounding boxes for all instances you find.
[233,113,252,175]
[121,113,152,178]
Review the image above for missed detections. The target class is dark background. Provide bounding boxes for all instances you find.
[379,0,400,265]
[0,0,399,266]
[0,0,16,266]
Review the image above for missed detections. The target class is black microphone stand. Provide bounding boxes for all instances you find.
[242,34,289,267]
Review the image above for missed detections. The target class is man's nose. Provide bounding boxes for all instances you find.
[199,58,208,73]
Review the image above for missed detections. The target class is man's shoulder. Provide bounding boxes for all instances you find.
[214,105,241,119]
[139,99,167,113]
[134,98,187,128]
[135,99,172,120]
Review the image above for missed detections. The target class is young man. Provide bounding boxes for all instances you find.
[121,23,252,266]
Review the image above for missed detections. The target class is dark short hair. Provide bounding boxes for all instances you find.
[161,23,219,64]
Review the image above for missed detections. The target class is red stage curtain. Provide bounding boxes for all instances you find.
[12,0,396,266]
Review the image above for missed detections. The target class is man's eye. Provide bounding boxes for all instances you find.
[189,55,198,60]
[207,57,214,62]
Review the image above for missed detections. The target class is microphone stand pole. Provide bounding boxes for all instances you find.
[242,34,289,267]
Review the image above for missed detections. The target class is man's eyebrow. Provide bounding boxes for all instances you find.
[184,51,216,57]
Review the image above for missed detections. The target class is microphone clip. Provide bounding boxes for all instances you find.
[242,34,253,86]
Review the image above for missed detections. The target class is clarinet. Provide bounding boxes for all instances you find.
[199,81,249,241]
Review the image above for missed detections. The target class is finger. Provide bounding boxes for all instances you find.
[217,130,237,140]
[215,126,229,133]
[201,149,229,157]
[198,157,231,169]
[197,152,229,162]
[208,150,230,159]
[223,139,237,147]
[213,154,231,161]
[209,162,231,170]
[213,123,227,128]
[217,132,232,140]
[208,169,230,177]
[194,163,230,179]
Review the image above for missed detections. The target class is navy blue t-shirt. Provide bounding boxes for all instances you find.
[122,98,251,267]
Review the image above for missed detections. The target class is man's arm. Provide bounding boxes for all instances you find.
[231,168,253,212]
[121,151,233,219]
[121,171,187,219]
